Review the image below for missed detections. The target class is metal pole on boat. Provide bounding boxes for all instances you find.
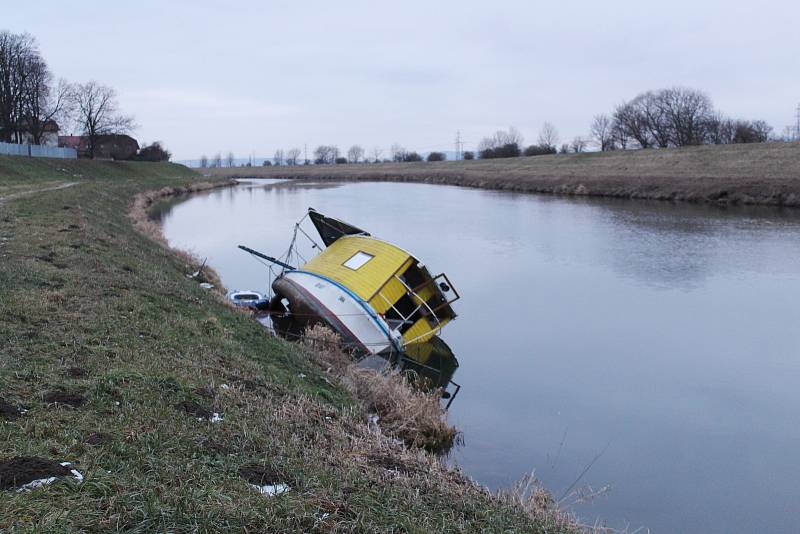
[237,245,296,270]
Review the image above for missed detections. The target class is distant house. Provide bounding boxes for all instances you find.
[19,120,60,146]
[58,134,139,160]
[1,120,60,146]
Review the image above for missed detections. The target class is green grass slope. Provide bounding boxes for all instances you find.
[0,156,566,533]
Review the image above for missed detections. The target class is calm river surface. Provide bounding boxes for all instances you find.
[157,179,800,533]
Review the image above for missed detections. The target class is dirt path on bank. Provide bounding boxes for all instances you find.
[0,181,80,207]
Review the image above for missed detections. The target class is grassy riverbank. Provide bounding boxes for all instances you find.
[207,142,800,207]
[0,156,573,532]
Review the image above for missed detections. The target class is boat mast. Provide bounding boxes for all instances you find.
[237,245,296,270]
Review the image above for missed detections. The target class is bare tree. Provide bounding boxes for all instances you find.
[199,154,208,168]
[18,47,71,145]
[71,81,135,158]
[639,92,672,148]
[611,121,629,150]
[612,88,716,149]
[370,146,383,163]
[477,127,524,158]
[537,122,559,149]
[390,143,406,162]
[211,153,222,168]
[226,151,235,167]
[313,145,338,164]
[590,114,614,151]
[478,126,524,152]
[274,149,285,165]
[285,147,301,165]
[657,87,713,146]
[749,120,773,142]
[347,144,364,163]
[570,137,587,153]
[0,31,39,142]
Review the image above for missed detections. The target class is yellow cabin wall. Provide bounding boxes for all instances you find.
[402,317,451,345]
[301,234,453,347]
[301,236,410,301]
[368,262,413,314]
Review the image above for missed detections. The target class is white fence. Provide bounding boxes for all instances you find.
[0,141,77,159]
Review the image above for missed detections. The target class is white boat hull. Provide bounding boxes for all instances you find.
[273,270,401,355]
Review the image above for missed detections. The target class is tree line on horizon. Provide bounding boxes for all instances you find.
[0,30,169,161]
[478,87,776,160]
[197,144,450,168]
[200,86,785,168]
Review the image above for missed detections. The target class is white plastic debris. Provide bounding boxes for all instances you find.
[16,476,58,492]
[62,462,83,482]
[220,384,230,390]
[367,413,381,432]
[297,373,306,379]
[250,483,290,496]
[15,462,83,493]
[210,413,223,423]
[199,283,214,289]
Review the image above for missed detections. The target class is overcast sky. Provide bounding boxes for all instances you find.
[7,1,800,160]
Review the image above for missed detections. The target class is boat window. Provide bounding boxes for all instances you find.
[343,251,374,270]
[384,294,422,334]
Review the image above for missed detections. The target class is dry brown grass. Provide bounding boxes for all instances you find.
[300,324,459,453]
[497,472,587,532]
[207,141,800,206]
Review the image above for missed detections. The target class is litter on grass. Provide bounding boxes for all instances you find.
[249,483,290,496]
[13,461,83,493]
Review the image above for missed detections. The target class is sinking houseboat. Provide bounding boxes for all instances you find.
[239,209,459,356]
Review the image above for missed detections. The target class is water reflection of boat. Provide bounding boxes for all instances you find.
[360,336,462,408]
[239,208,460,356]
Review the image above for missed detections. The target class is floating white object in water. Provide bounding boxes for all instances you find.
[250,483,290,496]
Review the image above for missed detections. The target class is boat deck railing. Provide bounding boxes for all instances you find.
[374,273,459,346]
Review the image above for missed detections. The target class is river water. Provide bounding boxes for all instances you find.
[155,179,800,533]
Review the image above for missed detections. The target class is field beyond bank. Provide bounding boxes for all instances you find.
[0,156,574,532]
[207,142,800,207]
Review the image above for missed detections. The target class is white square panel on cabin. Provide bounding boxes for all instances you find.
[343,251,374,270]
